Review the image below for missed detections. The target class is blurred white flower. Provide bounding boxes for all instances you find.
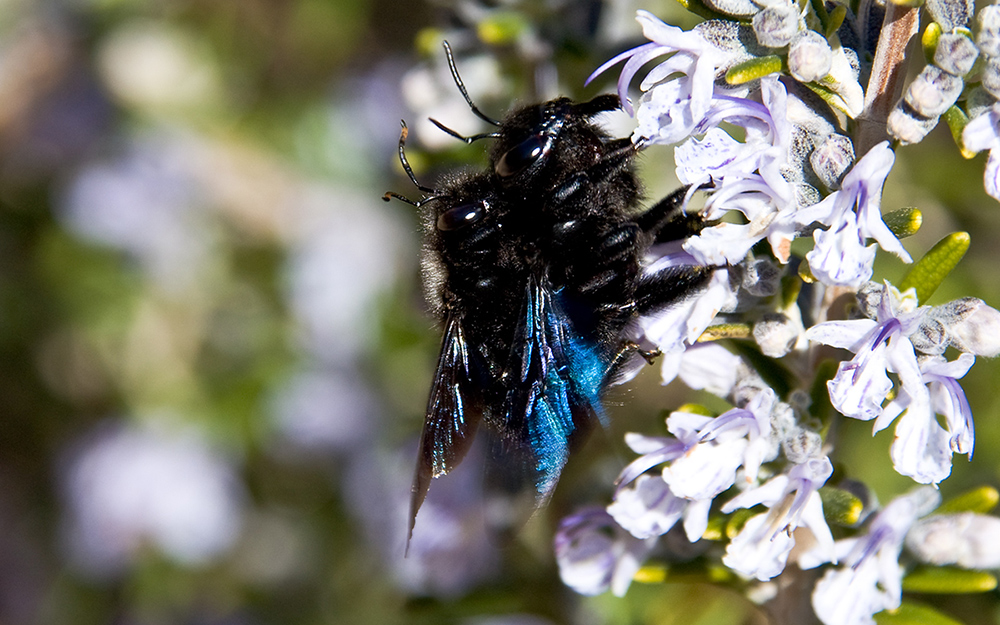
[59,131,214,291]
[285,184,410,363]
[62,420,245,577]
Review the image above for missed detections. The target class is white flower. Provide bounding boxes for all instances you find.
[608,474,687,539]
[961,103,1000,201]
[806,283,924,423]
[811,487,939,625]
[721,458,835,580]
[554,508,655,596]
[804,142,910,287]
[638,259,735,354]
[588,11,721,145]
[881,353,975,484]
[62,420,244,577]
[906,512,1000,569]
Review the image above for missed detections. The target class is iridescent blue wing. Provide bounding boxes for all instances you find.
[495,277,609,504]
[409,314,483,541]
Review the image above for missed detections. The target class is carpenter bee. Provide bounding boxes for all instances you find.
[384,43,714,541]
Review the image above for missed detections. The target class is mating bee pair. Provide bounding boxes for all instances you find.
[384,43,715,540]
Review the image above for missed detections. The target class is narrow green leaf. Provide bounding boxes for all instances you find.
[726,55,784,85]
[903,567,998,594]
[476,11,529,44]
[875,602,965,625]
[883,207,923,238]
[725,508,754,539]
[698,323,752,341]
[922,22,942,64]
[826,5,847,36]
[672,0,731,20]
[728,340,794,398]
[943,105,975,158]
[634,564,669,584]
[898,232,970,303]
[938,486,1000,514]
[810,359,838,425]
[819,486,864,526]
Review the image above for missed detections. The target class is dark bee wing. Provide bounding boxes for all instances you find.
[494,278,607,505]
[409,314,483,541]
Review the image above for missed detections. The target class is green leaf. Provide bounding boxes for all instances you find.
[818,486,864,526]
[938,486,1000,514]
[726,55,784,85]
[898,232,970,303]
[826,5,847,36]
[883,207,923,238]
[875,602,965,625]
[943,105,975,158]
[476,11,528,45]
[725,508,754,539]
[672,0,731,21]
[922,22,942,64]
[728,340,794,398]
[902,567,998,594]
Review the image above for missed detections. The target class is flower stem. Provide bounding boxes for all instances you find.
[856,2,920,153]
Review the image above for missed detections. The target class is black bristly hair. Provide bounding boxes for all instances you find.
[383,41,715,547]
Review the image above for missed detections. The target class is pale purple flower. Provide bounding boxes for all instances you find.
[62,419,245,577]
[810,487,939,625]
[806,283,925,423]
[554,507,654,596]
[588,11,720,144]
[880,353,975,484]
[662,388,776,500]
[608,474,687,539]
[906,512,1000,569]
[637,258,735,354]
[660,341,742,394]
[961,104,1000,201]
[721,458,835,581]
[804,142,910,287]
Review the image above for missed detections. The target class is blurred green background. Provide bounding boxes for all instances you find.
[1,0,999,623]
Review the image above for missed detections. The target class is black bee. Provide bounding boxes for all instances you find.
[385,43,713,540]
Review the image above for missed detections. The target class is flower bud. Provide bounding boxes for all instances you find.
[888,101,939,145]
[933,33,979,76]
[925,0,974,31]
[904,66,963,117]
[754,313,799,357]
[983,58,1000,99]
[940,297,1000,356]
[788,30,833,82]
[742,259,781,296]
[978,5,1000,58]
[810,133,855,189]
[782,428,823,463]
[702,0,759,18]
[752,2,800,48]
[906,513,1000,569]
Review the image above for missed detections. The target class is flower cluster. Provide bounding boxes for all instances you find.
[556,7,1000,624]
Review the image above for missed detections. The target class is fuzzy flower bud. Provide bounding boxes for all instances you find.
[939,297,1000,356]
[906,513,1000,569]
[753,313,799,357]
[741,259,781,297]
[888,101,938,144]
[978,5,1000,58]
[925,0,974,31]
[933,33,979,76]
[788,30,833,82]
[810,133,855,189]
[904,66,964,117]
[982,58,1000,99]
[752,2,800,48]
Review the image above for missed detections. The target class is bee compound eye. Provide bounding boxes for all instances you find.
[495,134,547,177]
[436,202,485,231]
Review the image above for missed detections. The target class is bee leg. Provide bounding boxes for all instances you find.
[636,186,715,244]
[635,265,716,315]
[630,342,661,365]
[573,94,624,117]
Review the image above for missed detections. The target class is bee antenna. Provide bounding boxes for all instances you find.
[442,40,501,127]
[394,120,436,194]
[428,117,502,144]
